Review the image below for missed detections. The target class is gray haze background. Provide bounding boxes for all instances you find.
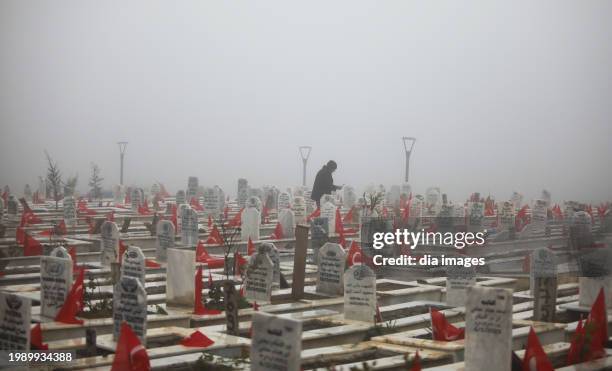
[1,1,611,202]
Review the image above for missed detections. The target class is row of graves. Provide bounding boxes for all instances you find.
[0,180,611,370]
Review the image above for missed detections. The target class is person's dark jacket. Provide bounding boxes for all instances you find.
[311,165,340,203]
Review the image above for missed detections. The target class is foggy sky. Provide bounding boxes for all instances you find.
[1,1,611,202]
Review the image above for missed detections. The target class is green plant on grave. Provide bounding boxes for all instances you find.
[364,319,398,340]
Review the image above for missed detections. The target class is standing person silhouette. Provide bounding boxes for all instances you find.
[311,160,342,208]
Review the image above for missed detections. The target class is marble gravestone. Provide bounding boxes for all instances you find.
[187,176,199,203]
[529,199,548,236]
[251,312,302,371]
[344,265,377,323]
[180,206,199,247]
[241,206,261,242]
[445,264,476,307]
[131,188,141,211]
[175,190,186,205]
[258,243,280,288]
[166,248,195,307]
[467,202,484,233]
[203,187,221,216]
[156,220,175,262]
[100,221,120,266]
[464,286,513,371]
[320,201,336,234]
[0,293,31,352]
[316,243,346,296]
[310,217,329,263]
[531,248,558,322]
[40,255,73,318]
[63,196,77,227]
[292,196,306,225]
[278,208,295,238]
[113,276,147,345]
[121,245,146,286]
[578,248,612,309]
[498,201,515,232]
[50,245,69,259]
[245,252,274,303]
[177,204,189,234]
[237,178,249,208]
[277,192,291,211]
[246,196,262,212]
[425,187,441,214]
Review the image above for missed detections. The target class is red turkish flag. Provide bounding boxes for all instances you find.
[180,330,214,347]
[522,327,553,371]
[54,268,85,325]
[111,322,150,371]
[247,237,256,256]
[194,265,222,315]
[30,323,48,350]
[430,308,464,341]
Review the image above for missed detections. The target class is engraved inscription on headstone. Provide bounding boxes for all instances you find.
[0,293,31,352]
[464,286,513,371]
[343,265,377,323]
[113,276,147,345]
[245,252,274,303]
[445,264,476,307]
[121,245,146,286]
[316,243,346,296]
[156,220,175,262]
[251,312,302,371]
[40,255,73,318]
[100,221,120,266]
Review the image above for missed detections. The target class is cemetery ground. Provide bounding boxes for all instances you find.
[1,186,611,371]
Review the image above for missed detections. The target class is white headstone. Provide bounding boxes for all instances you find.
[113,276,147,345]
[246,196,262,212]
[166,248,195,307]
[203,187,221,216]
[320,201,336,234]
[343,265,377,323]
[100,221,120,266]
[445,264,476,307]
[187,176,199,202]
[121,245,146,286]
[258,242,280,288]
[498,201,515,232]
[316,243,346,296]
[180,206,199,247]
[131,188,141,211]
[50,246,69,259]
[245,252,274,303]
[175,190,186,205]
[0,293,31,352]
[251,312,302,371]
[237,178,249,208]
[156,220,175,262]
[530,200,548,235]
[241,206,261,242]
[425,187,441,212]
[277,192,291,211]
[278,209,295,238]
[467,202,484,232]
[40,255,73,318]
[292,196,306,225]
[63,196,77,227]
[464,286,513,371]
[578,249,612,308]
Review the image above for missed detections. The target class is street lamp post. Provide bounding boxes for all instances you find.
[118,142,128,186]
[299,146,312,187]
[402,137,416,183]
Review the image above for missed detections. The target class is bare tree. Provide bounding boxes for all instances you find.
[89,163,104,200]
[44,150,63,209]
